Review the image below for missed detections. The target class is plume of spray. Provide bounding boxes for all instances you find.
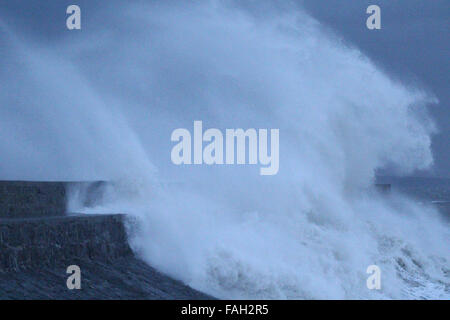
[0,1,448,298]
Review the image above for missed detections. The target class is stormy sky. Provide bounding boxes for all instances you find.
[0,0,448,177]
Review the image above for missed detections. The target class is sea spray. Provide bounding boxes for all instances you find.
[1,1,448,299]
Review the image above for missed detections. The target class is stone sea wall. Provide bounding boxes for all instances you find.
[0,181,212,299]
[0,214,131,272]
[0,181,67,218]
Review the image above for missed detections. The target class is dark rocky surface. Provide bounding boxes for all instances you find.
[0,181,213,299]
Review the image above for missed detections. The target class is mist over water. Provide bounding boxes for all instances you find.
[1,2,449,298]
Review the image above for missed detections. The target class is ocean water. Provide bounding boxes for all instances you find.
[376,176,450,218]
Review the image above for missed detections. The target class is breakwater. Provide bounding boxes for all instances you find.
[0,181,211,299]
